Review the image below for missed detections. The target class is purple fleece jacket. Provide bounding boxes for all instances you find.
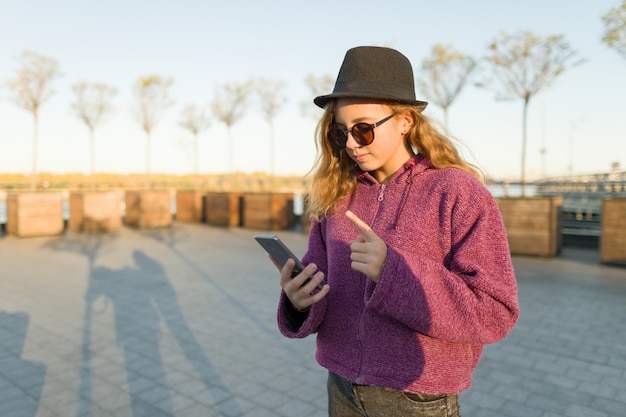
[278,154,519,394]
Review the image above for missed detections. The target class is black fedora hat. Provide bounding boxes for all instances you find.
[314,46,428,110]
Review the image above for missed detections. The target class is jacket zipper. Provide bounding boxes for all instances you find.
[378,184,386,202]
[356,183,386,382]
[370,183,385,230]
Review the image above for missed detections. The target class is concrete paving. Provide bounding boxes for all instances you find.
[0,223,625,417]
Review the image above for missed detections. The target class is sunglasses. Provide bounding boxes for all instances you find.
[328,113,397,149]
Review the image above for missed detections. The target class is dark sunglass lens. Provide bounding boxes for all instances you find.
[352,123,374,145]
[328,128,348,148]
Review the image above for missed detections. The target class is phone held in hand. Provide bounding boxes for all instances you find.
[254,234,323,290]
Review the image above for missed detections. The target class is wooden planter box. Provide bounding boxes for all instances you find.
[300,193,312,234]
[496,196,563,257]
[68,191,123,233]
[301,213,312,234]
[243,192,294,230]
[124,190,172,228]
[600,198,626,263]
[205,192,243,227]
[175,190,205,223]
[7,192,64,237]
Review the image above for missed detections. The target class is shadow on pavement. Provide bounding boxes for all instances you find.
[43,233,244,417]
[0,311,46,417]
[140,225,322,372]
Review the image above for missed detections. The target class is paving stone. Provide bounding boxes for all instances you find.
[565,403,610,417]
[499,399,544,417]
[1,224,625,417]
[274,397,319,417]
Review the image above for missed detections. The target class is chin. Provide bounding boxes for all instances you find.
[356,161,378,172]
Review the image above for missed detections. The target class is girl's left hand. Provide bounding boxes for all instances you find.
[345,210,388,282]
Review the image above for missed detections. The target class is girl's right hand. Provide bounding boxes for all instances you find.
[280,259,329,312]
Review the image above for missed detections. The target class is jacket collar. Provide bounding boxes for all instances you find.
[356,153,433,185]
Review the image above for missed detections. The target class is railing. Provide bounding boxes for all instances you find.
[533,171,626,245]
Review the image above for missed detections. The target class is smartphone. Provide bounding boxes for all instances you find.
[254,234,323,289]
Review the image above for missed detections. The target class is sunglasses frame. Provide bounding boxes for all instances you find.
[328,113,397,149]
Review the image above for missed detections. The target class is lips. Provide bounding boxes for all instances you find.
[351,153,369,163]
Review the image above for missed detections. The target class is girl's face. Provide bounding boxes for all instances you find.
[334,99,413,184]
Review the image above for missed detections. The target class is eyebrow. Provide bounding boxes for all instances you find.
[334,116,376,127]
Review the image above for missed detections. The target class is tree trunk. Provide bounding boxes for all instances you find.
[90,128,96,191]
[146,131,152,189]
[194,132,199,187]
[31,113,39,191]
[228,126,234,174]
[269,120,275,190]
[521,98,529,197]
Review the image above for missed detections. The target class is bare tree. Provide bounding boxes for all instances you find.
[603,0,626,59]
[178,104,211,183]
[71,83,117,190]
[211,81,251,173]
[416,44,477,129]
[479,31,583,196]
[6,51,61,190]
[133,75,174,188]
[301,74,334,119]
[255,78,287,182]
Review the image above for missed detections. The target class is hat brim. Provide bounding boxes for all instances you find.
[314,92,428,110]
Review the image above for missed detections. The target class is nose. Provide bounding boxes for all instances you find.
[344,130,360,149]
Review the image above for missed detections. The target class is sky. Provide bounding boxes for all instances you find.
[0,0,624,181]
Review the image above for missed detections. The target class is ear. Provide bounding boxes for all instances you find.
[398,110,414,134]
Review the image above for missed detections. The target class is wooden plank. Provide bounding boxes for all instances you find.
[242,193,294,230]
[124,190,172,228]
[496,197,562,257]
[6,192,64,237]
[68,191,122,233]
[175,190,205,223]
[205,192,242,227]
[600,198,626,263]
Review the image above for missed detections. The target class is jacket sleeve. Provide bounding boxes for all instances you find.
[366,183,519,345]
[276,219,327,338]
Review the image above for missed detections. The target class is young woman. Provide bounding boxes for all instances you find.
[276,46,519,417]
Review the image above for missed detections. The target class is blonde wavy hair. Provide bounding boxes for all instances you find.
[305,100,484,220]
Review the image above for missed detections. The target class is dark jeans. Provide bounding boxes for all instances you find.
[327,372,461,417]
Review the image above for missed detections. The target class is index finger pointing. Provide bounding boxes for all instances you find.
[345,210,376,237]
